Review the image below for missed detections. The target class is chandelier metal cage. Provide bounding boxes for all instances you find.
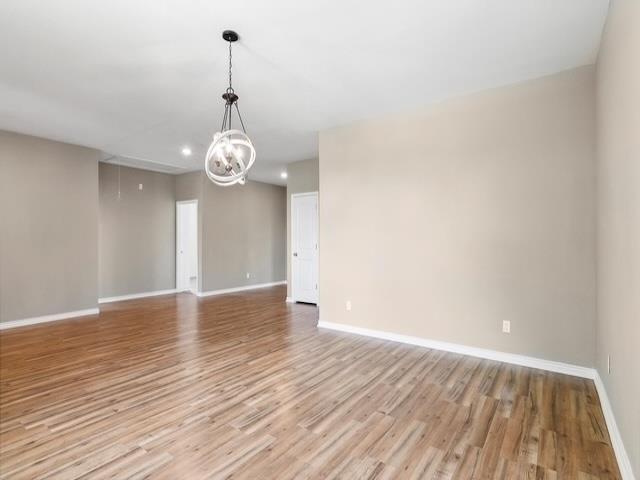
[205,30,256,187]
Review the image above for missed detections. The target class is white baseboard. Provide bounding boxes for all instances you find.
[99,289,178,304]
[318,320,636,478]
[285,296,295,303]
[196,281,286,298]
[317,320,596,379]
[593,372,636,480]
[0,308,100,330]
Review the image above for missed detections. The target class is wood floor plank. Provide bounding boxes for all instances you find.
[0,286,621,479]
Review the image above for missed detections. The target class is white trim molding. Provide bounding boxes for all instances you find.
[99,289,178,304]
[196,281,286,298]
[593,372,636,480]
[0,308,100,330]
[285,297,295,303]
[317,321,596,379]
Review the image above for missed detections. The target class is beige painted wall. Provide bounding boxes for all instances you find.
[595,0,640,475]
[200,179,286,292]
[319,66,596,367]
[0,131,99,322]
[286,158,319,297]
[98,163,176,298]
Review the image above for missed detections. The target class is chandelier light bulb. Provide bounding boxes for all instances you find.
[205,129,255,187]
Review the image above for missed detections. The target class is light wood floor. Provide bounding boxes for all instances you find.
[0,286,620,479]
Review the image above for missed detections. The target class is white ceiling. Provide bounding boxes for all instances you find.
[0,0,609,185]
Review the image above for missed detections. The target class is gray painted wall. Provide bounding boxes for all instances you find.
[319,66,597,367]
[0,145,285,319]
[98,163,176,298]
[286,158,319,297]
[595,0,640,475]
[0,131,99,322]
[175,171,204,202]
[103,167,286,297]
[200,178,286,292]
[175,171,287,293]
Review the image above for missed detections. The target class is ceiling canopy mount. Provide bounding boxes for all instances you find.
[222,30,239,42]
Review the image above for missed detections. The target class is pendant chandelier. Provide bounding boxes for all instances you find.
[205,30,256,187]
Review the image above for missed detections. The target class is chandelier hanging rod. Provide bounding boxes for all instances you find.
[219,30,247,134]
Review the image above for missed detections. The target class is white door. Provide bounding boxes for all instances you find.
[176,201,198,292]
[291,192,318,304]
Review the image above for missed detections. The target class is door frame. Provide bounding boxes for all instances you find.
[290,191,319,304]
[176,199,198,293]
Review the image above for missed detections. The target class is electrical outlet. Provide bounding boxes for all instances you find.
[138,183,143,190]
[502,320,511,333]
[246,272,251,279]
[607,355,611,374]
[346,300,352,311]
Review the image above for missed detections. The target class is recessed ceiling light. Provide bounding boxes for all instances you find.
[280,171,288,179]
[181,146,192,156]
